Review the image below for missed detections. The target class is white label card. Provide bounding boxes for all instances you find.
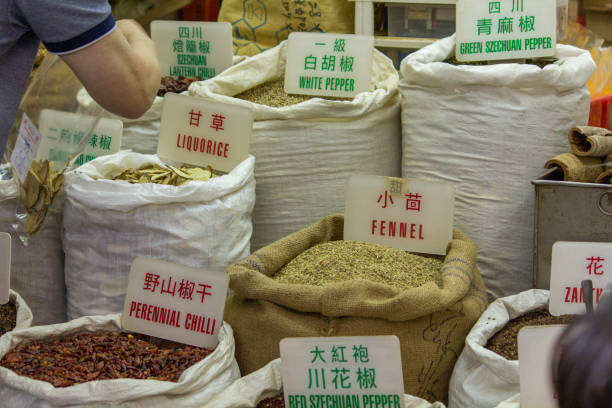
[36,109,122,168]
[456,0,556,61]
[121,257,229,348]
[157,93,252,173]
[549,241,612,316]
[518,326,565,408]
[280,336,405,408]
[0,233,10,305]
[344,175,454,255]
[151,21,233,79]
[284,32,374,98]
[10,113,42,183]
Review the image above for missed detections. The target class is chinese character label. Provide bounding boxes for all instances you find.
[285,32,374,98]
[10,113,43,183]
[345,175,454,256]
[157,93,252,173]
[36,109,122,168]
[280,336,405,408]
[456,0,556,62]
[549,242,612,316]
[151,21,232,79]
[121,257,229,348]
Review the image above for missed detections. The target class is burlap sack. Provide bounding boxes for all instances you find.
[218,0,354,56]
[569,126,612,157]
[545,153,603,182]
[225,214,487,403]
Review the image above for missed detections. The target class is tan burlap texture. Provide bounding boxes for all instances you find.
[225,214,488,403]
[545,153,603,182]
[569,126,612,157]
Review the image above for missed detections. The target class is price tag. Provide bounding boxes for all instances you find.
[344,175,454,255]
[121,257,229,348]
[36,109,122,167]
[549,241,612,316]
[0,233,10,305]
[284,32,374,98]
[10,113,42,183]
[151,21,233,79]
[456,0,556,62]
[518,326,565,408]
[280,336,405,408]
[157,93,252,173]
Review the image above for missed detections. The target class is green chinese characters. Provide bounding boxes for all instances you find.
[169,26,214,78]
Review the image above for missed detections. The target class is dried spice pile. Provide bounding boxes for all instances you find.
[257,394,285,408]
[0,301,17,337]
[485,309,574,360]
[22,159,68,234]
[112,164,216,186]
[273,241,443,290]
[157,76,203,97]
[1,331,214,387]
[235,79,347,108]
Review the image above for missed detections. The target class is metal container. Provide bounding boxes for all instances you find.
[533,168,612,289]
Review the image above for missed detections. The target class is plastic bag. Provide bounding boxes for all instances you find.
[0,314,240,407]
[63,151,255,319]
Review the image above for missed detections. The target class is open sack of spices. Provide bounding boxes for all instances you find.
[76,56,247,154]
[448,289,576,408]
[400,35,595,301]
[0,291,33,338]
[203,358,447,408]
[0,314,240,407]
[225,214,488,403]
[62,151,255,319]
[189,41,401,251]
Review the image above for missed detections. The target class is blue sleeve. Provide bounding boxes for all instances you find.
[15,0,116,54]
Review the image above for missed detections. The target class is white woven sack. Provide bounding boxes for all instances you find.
[0,314,240,407]
[8,290,34,331]
[495,394,520,408]
[204,358,447,408]
[63,151,255,319]
[189,41,401,250]
[448,289,549,408]
[76,56,248,154]
[0,166,66,325]
[400,35,595,299]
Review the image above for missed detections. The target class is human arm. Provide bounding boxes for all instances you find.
[61,19,161,119]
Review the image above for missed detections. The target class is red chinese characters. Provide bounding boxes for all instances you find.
[143,273,213,304]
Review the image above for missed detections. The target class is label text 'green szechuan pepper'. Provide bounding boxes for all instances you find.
[273,240,443,290]
[485,308,575,360]
[0,331,215,387]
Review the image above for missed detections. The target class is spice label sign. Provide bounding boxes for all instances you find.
[518,326,565,408]
[284,32,374,98]
[344,175,454,255]
[0,233,10,305]
[36,109,122,167]
[151,21,232,79]
[10,113,42,183]
[280,336,405,408]
[549,241,612,316]
[456,0,556,62]
[121,257,229,348]
[158,93,252,173]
